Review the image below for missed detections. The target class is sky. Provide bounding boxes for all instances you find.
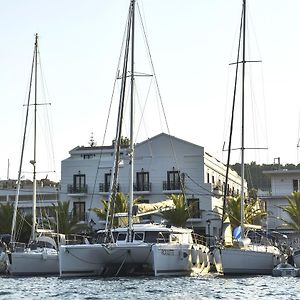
[1,0,300,181]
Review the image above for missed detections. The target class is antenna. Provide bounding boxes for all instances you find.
[89,132,96,147]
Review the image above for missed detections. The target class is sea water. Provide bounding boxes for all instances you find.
[0,274,297,299]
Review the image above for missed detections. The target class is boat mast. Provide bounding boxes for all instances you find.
[220,3,243,240]
[104,1,132,240]
[31,33,39,242]
[10,34,36,244]
[240,0,246,239]
[128,0,135,242]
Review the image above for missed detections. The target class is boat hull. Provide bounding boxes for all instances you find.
[9,249,58,275]
[213,247,279,275]
[59,244,106,277]
[0,251,8,274]
[152,244,198,276]
[293,248,300,268]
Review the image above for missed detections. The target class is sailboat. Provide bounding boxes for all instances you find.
[213,0,284,275]
[59,0,205,277]
[8,34,64,276]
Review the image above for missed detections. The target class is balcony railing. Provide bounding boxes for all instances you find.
[99,183,120,193]
[133,182,151,192]
[67,184,88,194]
[162,181,183,191]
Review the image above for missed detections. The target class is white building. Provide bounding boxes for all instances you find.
[0,179,60,217]
[60,133,246,237]
[262,169,300,233]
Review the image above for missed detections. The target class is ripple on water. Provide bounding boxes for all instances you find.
[0,274,299,300]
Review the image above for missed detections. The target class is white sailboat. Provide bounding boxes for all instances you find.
[213,0,283,275]
[59,0,206,277]
[8,34,63,276]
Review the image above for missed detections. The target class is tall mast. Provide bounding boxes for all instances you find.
[104,1,132,240]
[240,0,246,239]
[11,34,36,244]
[128,0,135,242]
[31,33,39,242]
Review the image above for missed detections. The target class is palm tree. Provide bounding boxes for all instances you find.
[161,194,193,228]
[47,201,84,234]
[0,202,32,243]
[91,192,141,227]
[0,202,14,234]
[280,191,300,232]
[224,195,267,230]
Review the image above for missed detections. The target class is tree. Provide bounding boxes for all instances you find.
[161,194,193,228]
[91,192,141,227]
[224,196,267,230]
[0,202,32,243]
[280,191,300,232]
[0,202,14,234]
[47,201,85,234]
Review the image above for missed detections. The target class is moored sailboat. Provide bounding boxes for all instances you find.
[8,34,64,276]
[59,0,206,277]
[213,0,284,275]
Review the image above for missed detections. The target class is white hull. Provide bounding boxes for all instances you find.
[213,246,281,275]
[60,241,203,277]
[59,242,153,277]
[9,249,58,275]
[293,248,300,268]
[0,251,8,274]
[152,244,198,276]
[59,244,106,277]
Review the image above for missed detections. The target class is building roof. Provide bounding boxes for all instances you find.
[263,169,300,176]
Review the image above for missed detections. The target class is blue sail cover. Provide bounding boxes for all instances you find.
[233,226,242,240]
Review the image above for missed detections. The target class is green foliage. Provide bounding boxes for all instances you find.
[224,195,267,230]
[230,162,300,191]
[112,136,130,146]
[91,192,141,227]
[161,194,193,228]
[280,191,300,232]
[0,202,14,234]
[0,202,32,243]
[47,201,85,234]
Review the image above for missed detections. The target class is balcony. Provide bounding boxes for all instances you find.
[99,183,120,194]
[162,181,183,193]
[67,184,88,196]
[133,182,151,194]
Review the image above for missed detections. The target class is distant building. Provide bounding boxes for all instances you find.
[0,179,60,218]
[60,133,246,237]
[262,168,300,234]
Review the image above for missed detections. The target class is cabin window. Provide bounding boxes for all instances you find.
[187,198,200,218]
[133,232,144,241]
[136,171,149,191]
[117,232,127,241]
[73,202,86,221]
[73,174,86,193]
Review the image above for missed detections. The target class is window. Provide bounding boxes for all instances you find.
[134,232,144,241]
[104,173,111,192]
[207,173,210,183]
[167,170,181,190]
[136,171,149,191]
[117,232,127,241]
[187,198,200,218]
[73,202,86,221]
[73,174,86,193]
[293,179,300,192]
